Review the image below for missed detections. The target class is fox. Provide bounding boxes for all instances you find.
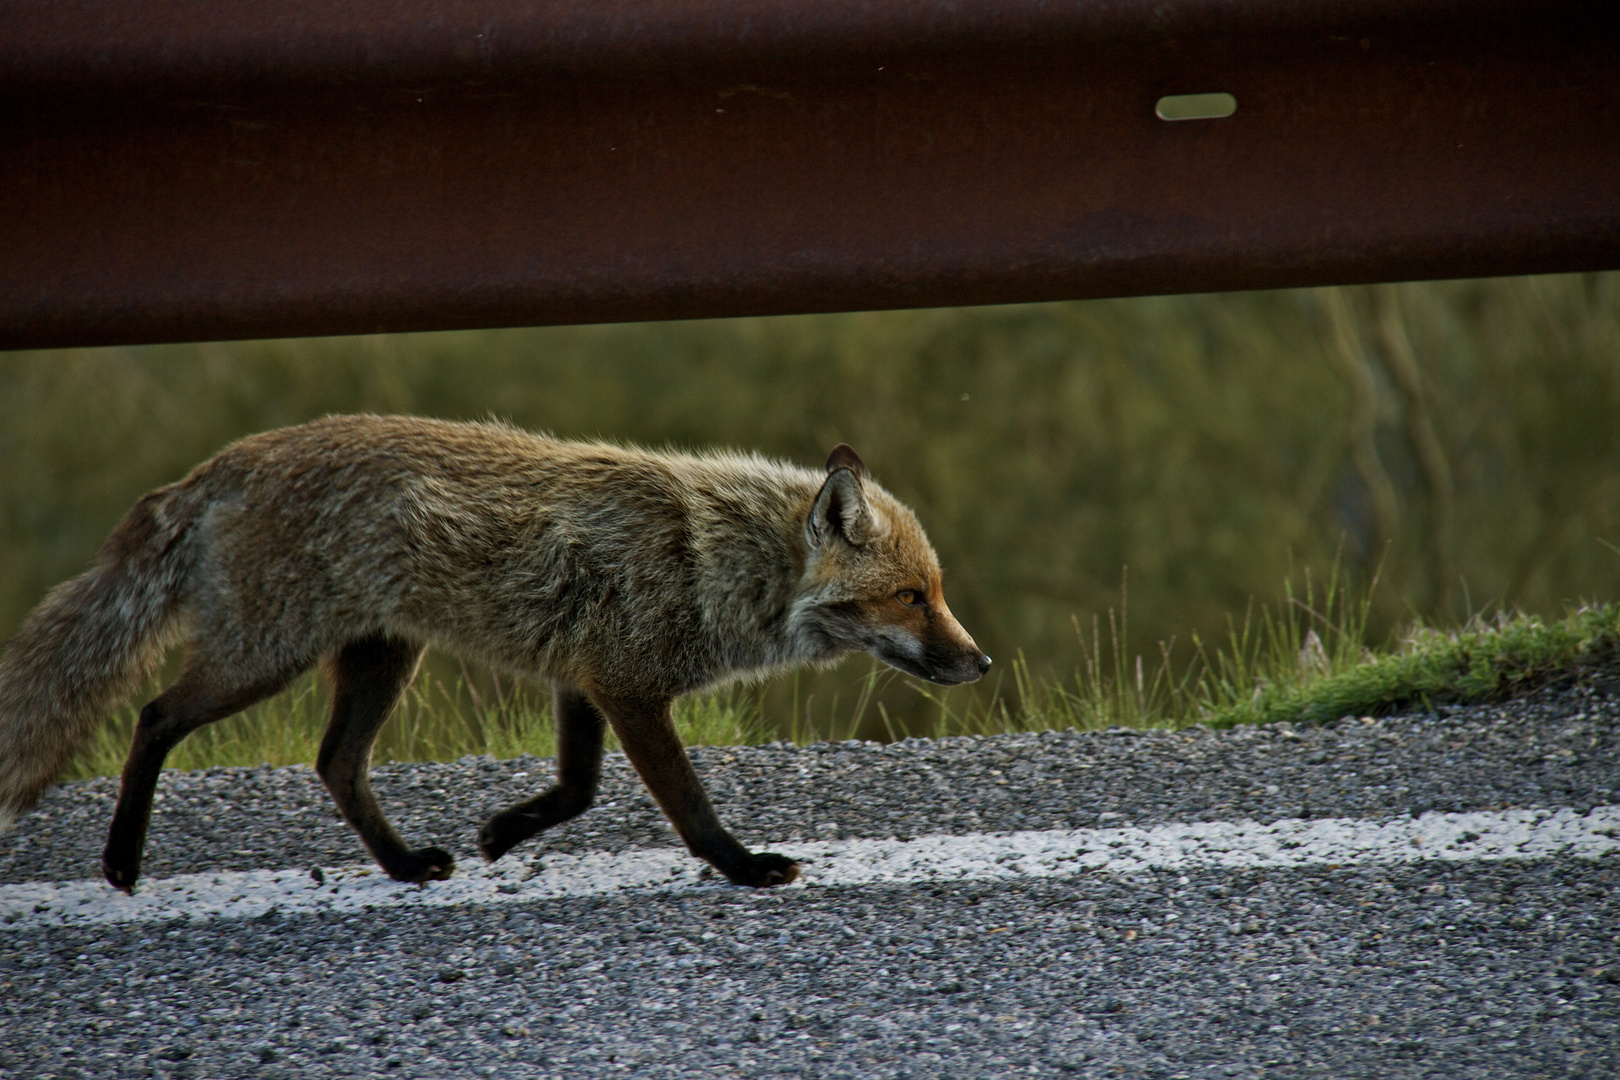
[0,415,989,892]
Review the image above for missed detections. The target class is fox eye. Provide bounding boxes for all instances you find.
[896,589,925,607]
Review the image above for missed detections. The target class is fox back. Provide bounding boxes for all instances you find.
[155,415,980,697]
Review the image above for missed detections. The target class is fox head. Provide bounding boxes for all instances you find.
[793,445,991,685]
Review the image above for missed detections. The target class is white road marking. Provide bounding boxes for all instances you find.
[4,805,1617,929]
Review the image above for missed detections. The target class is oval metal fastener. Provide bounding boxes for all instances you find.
[1156,92,1238,120]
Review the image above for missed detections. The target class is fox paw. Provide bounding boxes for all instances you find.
[722,852,801,888]
[383,846,455,884]
[101,855,141,895]
[478,811,539,863]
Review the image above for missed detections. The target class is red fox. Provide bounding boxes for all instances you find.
[0,415,989,891]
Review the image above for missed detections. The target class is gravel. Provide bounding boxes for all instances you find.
[2,683,1618,1078]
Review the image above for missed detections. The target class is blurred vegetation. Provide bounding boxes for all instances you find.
[4,272,1620,749]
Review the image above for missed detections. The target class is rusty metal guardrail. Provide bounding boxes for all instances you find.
[2,0,1616,348]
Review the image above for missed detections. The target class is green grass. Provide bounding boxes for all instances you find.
[64,589,1620,780]
[1209,604,1620,729]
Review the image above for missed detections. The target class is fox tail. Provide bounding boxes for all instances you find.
[0,491,190,831]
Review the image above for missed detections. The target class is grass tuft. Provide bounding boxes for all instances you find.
[1212,604,1620,728]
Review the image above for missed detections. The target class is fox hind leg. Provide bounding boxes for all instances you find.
[478,683,605,861]
[103,662,302,893]
[315,634,451,884]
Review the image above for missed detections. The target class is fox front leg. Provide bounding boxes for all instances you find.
[479,684,606,861]
[592,691,799,887]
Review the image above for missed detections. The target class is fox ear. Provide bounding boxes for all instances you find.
[807,465,874,549]
[824,443,869,478]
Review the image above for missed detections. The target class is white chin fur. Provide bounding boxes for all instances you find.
[879,629,927,663]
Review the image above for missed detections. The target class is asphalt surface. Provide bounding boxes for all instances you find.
[3,684,1619,1079]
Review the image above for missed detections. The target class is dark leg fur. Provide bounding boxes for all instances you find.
[592,692,799,887]
[315,635,450,884]
[103,665,300,893]
[479,684,605,861]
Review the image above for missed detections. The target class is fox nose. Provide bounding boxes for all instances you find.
[976,653,992,675]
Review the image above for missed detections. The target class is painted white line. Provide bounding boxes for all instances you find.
[4,805,1617,929]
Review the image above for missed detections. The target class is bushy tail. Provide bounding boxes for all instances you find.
[0,492,188,831]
